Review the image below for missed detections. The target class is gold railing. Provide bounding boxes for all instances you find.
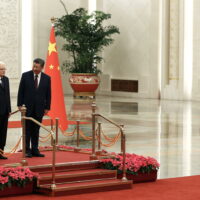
[0,109,23,160]
[10,109,20,116]
[10,103,127,183]
[90,103,127,181]
[20,105,57,189]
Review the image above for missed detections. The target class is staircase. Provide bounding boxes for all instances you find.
[29,160,132,196]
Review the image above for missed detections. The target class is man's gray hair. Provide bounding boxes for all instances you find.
[0,61,6,67]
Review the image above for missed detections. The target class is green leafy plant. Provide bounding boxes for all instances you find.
[54,7,119,74]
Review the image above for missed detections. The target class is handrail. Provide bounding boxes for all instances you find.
[22,117,55,138]
[91,102,127,181]
[10,109,20,116]
[21,108,57,189]
[94,114,123,131]
[8,106,57,188]
[92,113,123,152]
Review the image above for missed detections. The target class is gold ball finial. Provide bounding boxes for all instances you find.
[51,17,56,24]
[91,102,96,114]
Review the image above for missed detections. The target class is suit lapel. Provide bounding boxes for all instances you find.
[38,72,44,90]
[29,71,35,90]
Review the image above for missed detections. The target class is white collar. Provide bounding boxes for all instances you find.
[34,72,41,77]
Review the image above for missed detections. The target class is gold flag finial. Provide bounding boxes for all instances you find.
[51,17,56,25]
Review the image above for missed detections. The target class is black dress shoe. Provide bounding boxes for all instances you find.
[32,153,45,157]
[0,155,7,159]
[25,153,32,158]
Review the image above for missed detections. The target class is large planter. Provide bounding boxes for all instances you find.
[69,73,100,98]
[117,170,157,184]
[0,182,34,197]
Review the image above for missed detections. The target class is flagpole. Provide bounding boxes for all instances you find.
[50,16,57,191]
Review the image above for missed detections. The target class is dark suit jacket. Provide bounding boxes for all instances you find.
[0,76,11,115]
[17,70,51,118]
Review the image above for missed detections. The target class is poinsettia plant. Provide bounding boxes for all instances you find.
[100,153,160,175]
[0,167,39,190]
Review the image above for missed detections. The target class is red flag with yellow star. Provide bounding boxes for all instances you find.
[45,26,68,131]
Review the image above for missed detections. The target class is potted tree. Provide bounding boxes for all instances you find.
[54,5,119,98]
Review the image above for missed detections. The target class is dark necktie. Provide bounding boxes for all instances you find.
[34,75,38,88]
[0,78,4,88]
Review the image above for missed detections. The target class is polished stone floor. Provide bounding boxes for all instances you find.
[5,95,200,179]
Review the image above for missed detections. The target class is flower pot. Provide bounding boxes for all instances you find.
[0,181,34,197]
[117,170,157,183]
[69,73,100,98]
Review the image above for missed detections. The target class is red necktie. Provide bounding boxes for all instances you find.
[34,75,38,88]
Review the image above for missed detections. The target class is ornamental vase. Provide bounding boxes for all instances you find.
[69,73,100,98]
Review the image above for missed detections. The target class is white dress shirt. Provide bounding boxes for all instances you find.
[0,77,3,85]
[34,72,41,86]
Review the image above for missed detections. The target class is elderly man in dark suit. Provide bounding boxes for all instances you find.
[0,61,11,159]
[17,58,51,158]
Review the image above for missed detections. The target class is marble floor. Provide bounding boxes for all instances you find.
[5,95,200,179]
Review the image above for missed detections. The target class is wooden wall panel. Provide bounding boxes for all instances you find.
[111,79,138,92]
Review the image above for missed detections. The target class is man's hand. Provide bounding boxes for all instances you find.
[44,110,49,115]
[18,106,22,111]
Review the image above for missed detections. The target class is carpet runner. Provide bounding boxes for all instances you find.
[0,151,132,197]
[2,175,200,200]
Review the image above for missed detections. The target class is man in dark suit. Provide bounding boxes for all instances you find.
[17,58,51,158]
[0,61,11,159]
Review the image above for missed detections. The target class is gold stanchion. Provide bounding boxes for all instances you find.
[90,102,97,160]
[120,124,124,155]
[98,122,101,151]
[121,128,127,181]
[74,120,80,152]
[51,117,57,189]
[96,122,102,156]
[20,105,28,166]
[55,118,59,145]
[51,137,56,189]
[51,119,54,146]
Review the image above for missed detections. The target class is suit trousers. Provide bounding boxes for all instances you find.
[25,112,43,154]
[0,114,9,151]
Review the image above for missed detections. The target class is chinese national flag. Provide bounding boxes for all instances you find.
[44,26,68,131]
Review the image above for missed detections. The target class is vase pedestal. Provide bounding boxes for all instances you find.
[73,92,96,98]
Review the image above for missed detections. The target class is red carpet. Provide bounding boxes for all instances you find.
[0,151,90,166]
[1,175,200,200]
[8,119,90,128]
